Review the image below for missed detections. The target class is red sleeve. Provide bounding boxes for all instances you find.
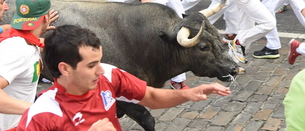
[111,68,147,102]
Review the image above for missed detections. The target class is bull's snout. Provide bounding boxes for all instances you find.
[217,66,239,82]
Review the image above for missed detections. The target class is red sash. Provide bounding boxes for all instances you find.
[0,28,44,48]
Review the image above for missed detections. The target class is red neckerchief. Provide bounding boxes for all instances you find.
[0,28,44,48]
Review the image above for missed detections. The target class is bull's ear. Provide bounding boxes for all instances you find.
[159,31,177,43]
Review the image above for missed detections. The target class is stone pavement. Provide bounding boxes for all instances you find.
[116,36,305,131]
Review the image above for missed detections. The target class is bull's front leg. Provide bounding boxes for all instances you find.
[116,101,155,131]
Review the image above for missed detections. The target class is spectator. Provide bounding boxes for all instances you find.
[0,0,58,130]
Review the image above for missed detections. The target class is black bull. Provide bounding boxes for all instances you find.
[3,0,239,130]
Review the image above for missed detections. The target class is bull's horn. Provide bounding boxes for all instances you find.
[199,0,227,17]
[176,21,204,47]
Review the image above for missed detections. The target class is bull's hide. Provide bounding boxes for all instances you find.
[2,0,238,131]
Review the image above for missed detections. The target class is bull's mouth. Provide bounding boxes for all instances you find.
[217,75,234,82]
[217,67,239,82]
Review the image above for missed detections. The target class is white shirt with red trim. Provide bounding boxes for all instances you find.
[0,37,41,130]
[17,63,147,131]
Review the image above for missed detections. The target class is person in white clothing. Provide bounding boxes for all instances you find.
[206,0,239,44]
[0,0,59,130]
[181,0,200,11]
[183,0,279,60]
[276,0,305,28]
[252,0,281,59]
[276,0,289,13]
[254,0,305,59]
[230,0,276,63]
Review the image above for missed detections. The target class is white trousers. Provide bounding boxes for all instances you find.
[234,0,275,47]
[276,0,305,28]
[166,0,185,18]
[262,0,281,50]
[164,0,187,82]
[276,0,305,54]
[137,0,185,18]
[208,0,239,34]
[182,0,239,34]
[297,43,305,55]
[107,0,136,2]
[181,0,201,11]
[150,0,186,82]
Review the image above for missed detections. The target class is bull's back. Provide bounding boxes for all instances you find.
[52,1,178,31]
[51,1,180,66]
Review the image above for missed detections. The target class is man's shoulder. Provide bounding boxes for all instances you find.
[0,36,28,49]
[32,88,63,117]
[0,36,25,42]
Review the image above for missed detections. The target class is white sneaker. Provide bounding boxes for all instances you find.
[228,40,247,64]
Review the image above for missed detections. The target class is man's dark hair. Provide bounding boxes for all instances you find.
[44,25,101,78]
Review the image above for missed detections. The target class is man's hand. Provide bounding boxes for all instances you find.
[184,83,231,102]
[88,118,117,131]
[47,9,59,30]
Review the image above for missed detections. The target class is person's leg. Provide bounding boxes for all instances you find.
[107,0,135,2]
[253,0,281,59]
[146,0,168,5]
[276,0,290,13]
[207,0,226,24]
[284,1,289,5]
[207,0,238,43]
[275,0,289,11]
[223,0,238,35]
[157,0,188,88]
[170,73,189,89]
[234,0,275,47]
[297,43,305,54]
[181,0,201,11]
[226,0,253,63]
[222,0,239,43]
[262,0,281,50]
[288,39,305,65]
[289,0,305,28]
[166,0,185,18]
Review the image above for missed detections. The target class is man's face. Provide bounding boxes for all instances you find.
[0,0,9,21]
[68,45,104,94]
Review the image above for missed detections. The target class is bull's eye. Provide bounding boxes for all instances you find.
[199,45,209,51]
